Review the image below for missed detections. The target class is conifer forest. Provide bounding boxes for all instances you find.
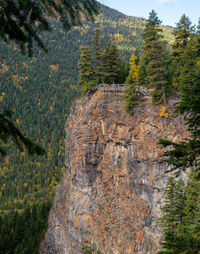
[0,0,200,253]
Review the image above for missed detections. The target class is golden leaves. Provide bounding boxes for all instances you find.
[160,106,169,118]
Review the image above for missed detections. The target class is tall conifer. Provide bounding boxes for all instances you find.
[124,54,140,114]
[159,177,186,253]
[138,10,169,104]
[92,28,103,83]
[158,26,200,254]
[184,172,200,252]
[77,46,97,95]
[102,41,122,84]
[171,15,194,89]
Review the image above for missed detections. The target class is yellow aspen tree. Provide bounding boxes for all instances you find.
[124,54,140,115]
[126,54,139,85]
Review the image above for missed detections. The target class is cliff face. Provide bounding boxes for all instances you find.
[40,93,187,254]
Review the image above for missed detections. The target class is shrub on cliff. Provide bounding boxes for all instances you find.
[82,244,102,254]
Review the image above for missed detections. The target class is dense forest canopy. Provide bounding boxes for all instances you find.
[0,3,173,212]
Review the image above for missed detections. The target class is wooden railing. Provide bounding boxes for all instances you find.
[98,84,151,97]
[98,84,129,94]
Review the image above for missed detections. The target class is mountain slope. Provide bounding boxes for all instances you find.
[0,4,173,210]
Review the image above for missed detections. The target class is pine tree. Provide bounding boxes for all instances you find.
[77,46,97,95]
[158,28,200,254]
[183,172,200,253]
[158,34,200,173]
[172,15,194,58]
[138,10,169,104]
[124,54,140,114]
[102,41,122,84]
[123,86,139,115]
[138,9,163,89]
[159,177,186,253]
[171,15,194,89]
[92,28,103,83]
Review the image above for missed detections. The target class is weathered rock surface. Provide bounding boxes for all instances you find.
[40,93,188,254]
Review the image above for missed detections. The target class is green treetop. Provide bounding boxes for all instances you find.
[124,54,140,115]
[183,172,200,252]
[158,28,200,254]
[159,177,186,253]
[172,14,194,58]
[101,41,122,84]
[138,10,169,104]
[197,18,200,34]
[159,35,200,174]
[171,14,194,89]
[77,46,97,95]
[92,28,103,83]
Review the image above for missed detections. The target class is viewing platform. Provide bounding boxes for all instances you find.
[98,84,129,94]
[98,84,151,97]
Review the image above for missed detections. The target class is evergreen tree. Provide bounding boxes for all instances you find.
[171,14,194,89]
[92,28,103,83]
[158,26,200,254]
[172,15,194,58]
[159,177,186,253]
[183,172,200,253]
[102,41,122,84]
[197,18,200,35]
[123,86,139,115]
[124,54,140,114]
[77,46,97,95]
[134,48,140,65]
[138,10,169,104]
[158,34,200,173]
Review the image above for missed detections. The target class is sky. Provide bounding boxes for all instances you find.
[98,0,200,27]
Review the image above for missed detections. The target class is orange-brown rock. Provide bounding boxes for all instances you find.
[40,93,187,254]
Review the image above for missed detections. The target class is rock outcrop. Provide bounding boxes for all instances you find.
[40,92,187,254]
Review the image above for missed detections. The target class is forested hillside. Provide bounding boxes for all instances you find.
[0,4,173,211]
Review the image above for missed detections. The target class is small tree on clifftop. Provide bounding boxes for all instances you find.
[101,41,122,84]
[171,14,194,89]
[138,10,169,104]
[77,46,97,95]
[93,28,103,83]
[124,54,140,114]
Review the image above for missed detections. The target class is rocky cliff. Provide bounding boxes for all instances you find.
[40,92,187,254]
